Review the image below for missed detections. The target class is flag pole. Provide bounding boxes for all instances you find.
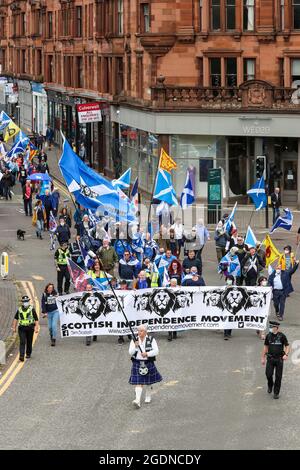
[147,149,161,232]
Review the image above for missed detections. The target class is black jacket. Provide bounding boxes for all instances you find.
[271,192,282,209]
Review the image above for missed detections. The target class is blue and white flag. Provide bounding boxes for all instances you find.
[162,267,170,287]
[245,226,257,248]
[112,168,131,190]
[224,202,237,233]
[153,169,178,206]
[59,134,136,223]
[79,242,95,270]
[0,111,11,131]
[218,253,241,278]
[270,208,293,233]
[130,177,139,215]
[6,131,30,158]
[180,170,195,209]
[247,177,267,211]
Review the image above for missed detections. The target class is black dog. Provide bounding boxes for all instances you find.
[17,230,26,240]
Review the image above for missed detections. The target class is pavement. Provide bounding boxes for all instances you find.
[0,159,300,449]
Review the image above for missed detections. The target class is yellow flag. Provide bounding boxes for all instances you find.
[262,235,280,267]
[4,120,20,142]
[159,148,177,172]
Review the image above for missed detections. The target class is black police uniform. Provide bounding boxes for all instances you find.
[264,331,289,396]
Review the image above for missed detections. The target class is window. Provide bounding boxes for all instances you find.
[198,57,203,86]
[21,49,26,73]
[116,57,124,94]
[62,8,70,36]
[48,12,53,38]
[140,3,150,33]
[127,53,131,92]
[36,49,42,75]
[48,55,54,82]
[76,6,82,37]
[280,0,285,30]
[243,0,255,31]
[136,55,143,98]
[0,48,5,73]
[293,0,300,29]
[199,0,203,31]
[243,58,255,81]
[291,59,300,86]
[279,58,284,87]
[118,0,123,34]
[20,13,25,36]
[211,0,221,30]
[210,58,221,87]
[226,0,236,30]
[76,56,84,88]
[226,58,237,87]
[0,16,6,38]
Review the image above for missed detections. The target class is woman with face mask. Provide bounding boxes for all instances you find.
[12,296,39,362]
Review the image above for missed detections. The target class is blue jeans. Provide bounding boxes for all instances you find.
[36,219,44,237]
[273,207,280,224]
[47,310,59,339]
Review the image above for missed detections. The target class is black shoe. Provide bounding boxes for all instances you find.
[273,394,280,399]
[173,332,178,339]
[118,336,124,344]
[19,357,24,362]
[51,339,56,347]
[36,232,39,238]
[40,235,43,240]
[64,291,70,295]
[168,334,173,342]
[224,336,229,340]
[26,354,31,359]
[86,339,91,346]
[127,335,132,340]
[268,386,273,394]
[93,336,97,342]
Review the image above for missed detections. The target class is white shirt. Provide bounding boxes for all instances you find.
[273,273,283,290]
[171,223,183,240]
[129,335,159,360]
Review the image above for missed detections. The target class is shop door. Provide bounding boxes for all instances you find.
[282,160,297,204]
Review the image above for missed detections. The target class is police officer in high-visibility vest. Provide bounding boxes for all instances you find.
[261,321,290,399]
[12,296,39,362]
[54,242,70,295]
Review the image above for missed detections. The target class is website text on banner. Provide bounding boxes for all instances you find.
[57,286,271,337]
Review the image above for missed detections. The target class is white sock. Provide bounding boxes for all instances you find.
[145,388,151,402]
[135,386,143,403]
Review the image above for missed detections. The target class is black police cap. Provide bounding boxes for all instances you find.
[269,321,280,327]
[21,295,30,302]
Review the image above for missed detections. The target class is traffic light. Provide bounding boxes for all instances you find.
[256,156,266,179]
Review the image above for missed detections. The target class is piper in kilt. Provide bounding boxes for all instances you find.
[129,325,162,408]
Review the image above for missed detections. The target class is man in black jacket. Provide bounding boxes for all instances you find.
[270,187,281,224]
[182,250,202,275]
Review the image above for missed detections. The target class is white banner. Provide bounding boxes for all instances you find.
[57,286,271,338]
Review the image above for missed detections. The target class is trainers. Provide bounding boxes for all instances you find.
[145,396,152,404]
[132,399,141,408]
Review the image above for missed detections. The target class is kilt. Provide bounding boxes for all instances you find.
[129,359,163,385]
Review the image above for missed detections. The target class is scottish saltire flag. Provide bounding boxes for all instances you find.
[49,211,57,233]
[59,134,136,223]
[245,226,257,248]
[153,169,178,206]
[130,177,139,215]
[247,177,267,210]
[218,253,241,277]
[112,168,131,190]
[162,267,170,287]
[224,202,237,233]
[158,257,169,278]
[180,170,195,209]
[156,200,170,216]
[270,208,293,233]
[79,242,95,270]
[7,131,30,158]
[0,111,11,131]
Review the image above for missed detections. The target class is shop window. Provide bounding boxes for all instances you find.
[243,58,255,82]
[226,58,237,87]
[226,0,236,30]
[199,159,214,182]
[243,0,255,31]
[210,58,221,87]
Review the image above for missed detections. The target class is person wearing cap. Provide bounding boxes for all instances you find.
[97,239,118,276]
[261,321,289,399]
[268,263,298,320]
[12,296,39,361]
[54,242,70,295]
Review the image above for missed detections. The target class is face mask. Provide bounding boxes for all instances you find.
[60,222,65,226]
[275,269,281,274]
[226,280,233,286]
[22,302,30,308]
[284,251,290,255]
[261,281,268,287]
